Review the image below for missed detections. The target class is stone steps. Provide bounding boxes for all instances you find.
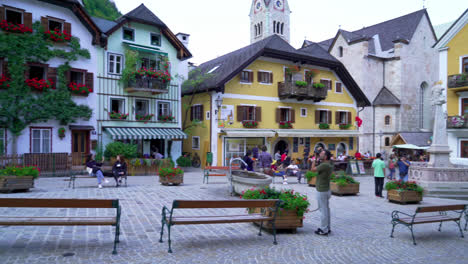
[418,181,468,201]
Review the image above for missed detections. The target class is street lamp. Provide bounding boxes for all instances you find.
[214,95,223,119]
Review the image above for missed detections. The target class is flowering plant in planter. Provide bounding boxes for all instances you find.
[319,123,329,129]
[158,167,184,178]
[136,113,154,123]
[242,120,258,128]
[0,20,33,33]
[58,127,66,139]
[279,121,293,129]
[0,166,40,179]
[108,111,128,120]
[313,83,325,89]
[450,116,465,127]
[385,180,424,194]
[295,80,308,87]
[44,29,71,42]
[25,78,53,91]
[0,75,10,89]
[242,188,310,217]
[305,70,318,80]
[68,82,92,95]
[331,173,358,187]
[158,115,175,122]
[339,123,351,129]
[285,66,300,75]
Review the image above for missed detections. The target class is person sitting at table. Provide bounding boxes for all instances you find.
[337,153,346,161]
[285,160,302,184]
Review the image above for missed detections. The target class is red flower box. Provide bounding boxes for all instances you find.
[0,20,32,33]
[68,82,92,96]
[45,29,71,42]
[279,121,293,129]
[25,78,54,91]
[0,75,10,89]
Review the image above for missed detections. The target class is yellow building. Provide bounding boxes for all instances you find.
[182,35,370,166]
[434,8,468,165]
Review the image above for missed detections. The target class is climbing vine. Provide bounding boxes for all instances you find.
[0,22,92,153]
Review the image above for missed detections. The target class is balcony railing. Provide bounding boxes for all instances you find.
[125,77,170,94]
[447,115,468,129]
[278,82,328,102]
[448,74,468,89]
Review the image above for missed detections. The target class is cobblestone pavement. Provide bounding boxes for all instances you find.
[0,169,467,264]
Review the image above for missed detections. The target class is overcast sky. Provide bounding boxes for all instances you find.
[112,0,467,64]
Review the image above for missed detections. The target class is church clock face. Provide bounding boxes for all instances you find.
[274,0,284,11]
[254,0,263,14]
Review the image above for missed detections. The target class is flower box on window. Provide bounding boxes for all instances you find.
[339,123,351,129]
[25,78,53,91]
[242,120,258,128]
[136,113,154,123]
[0,75,10,89]
[108,111,128,120]
[0,20,33,34]
[279,121,293,129]
[68,82,92,96]
[319,123,329,129]
[158,115,175,122]
[44,29,71,42]
[58,127,66,139]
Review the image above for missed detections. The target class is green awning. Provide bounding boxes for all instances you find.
[105,127,187,140]
[124,43,168,56]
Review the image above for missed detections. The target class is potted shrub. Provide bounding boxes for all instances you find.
[58,127,66,139]
[313,83,325,89]
[279,121,293,129]
[319,123,329,129]
[0,166,40,192]
[176,155,192,167]
[158,167,184,186]
[305,171,317,186]
[385,180,423,204]
[242,120,258,128]
[330,173,360,195]
[242,188,310,231]
[295,80,308,87]
[339,123,351,129]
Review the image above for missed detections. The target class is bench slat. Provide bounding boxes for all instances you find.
[171,214,272,225]
[398,215,460,224]
[0,198,118,208]
[416,204,466,213]
[173,199,279,209]
[0,216,116,226]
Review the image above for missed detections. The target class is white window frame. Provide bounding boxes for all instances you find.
[459,55,468,73]
[319,110,328,123]
[320,78,332,91]
[258,70,272,85]
[5,7,23,24]
[384,115,391,126]
[240,69,253,84]
[458,138,468,158]
[47,18,63,32]
[335,81,343,94]
[157,100,171,117]
[122,27,135,42]
[31,128,52,154]
[134,98,150,116]
[150,32,162,47]
[70,70,85,84]
[279,108,291,122]
[460,95,468,115]
[109,97,126,114]
[338,111,349,124]
[300,108,307,117]
[192,136,200,150]
[107,52,124,75]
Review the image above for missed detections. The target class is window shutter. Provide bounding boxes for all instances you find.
[2,60,8,77]
[24,12,33,29]
[255,107,262,122]
[0,7,4,22]
[335,111,340,124]
[24,64,30,80]
[347,112,352,125]
[257,72,261,83]
[64,22,71,35]
[315,110,320,124]
[200,105,204,121]
[249,72,253,83]
[269,72,273,84]
[41,17,49,31]
[85,72,94,92]
[329,80,333,91]
[290,109,295,123]
[276,108,281,123]
[327,111,332,124]
[47,67,57,89]
[237,106,244,122]
[190,106,194,121]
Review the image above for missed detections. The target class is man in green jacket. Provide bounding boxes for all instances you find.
[311,149,333,236]
[372,153,386,198]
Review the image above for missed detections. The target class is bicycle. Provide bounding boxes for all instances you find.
[191,152,201,168]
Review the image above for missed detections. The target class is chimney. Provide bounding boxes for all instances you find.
[176,33,190,48]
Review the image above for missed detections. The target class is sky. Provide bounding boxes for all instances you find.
[111,0,468,65]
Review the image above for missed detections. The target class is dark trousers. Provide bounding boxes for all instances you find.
[374,177,384,196]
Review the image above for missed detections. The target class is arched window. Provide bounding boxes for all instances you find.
[276,22,280,34]
[260,22,263,35]
[254,24,258,36]
[337,142,348,156]
[385,115,391,125]
[281,23,284,35]
[339,46,343,57]
[273,21,276,33]
[314,142,326,152]
[385,137,390,146]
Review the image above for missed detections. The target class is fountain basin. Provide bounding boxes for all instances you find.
[231,170,272,195]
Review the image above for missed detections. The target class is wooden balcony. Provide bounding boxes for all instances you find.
[447,115,468,129]
[125,78,169,94]
[448,74,468,90]
[278,82,328,102]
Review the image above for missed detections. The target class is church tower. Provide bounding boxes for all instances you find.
[249,0,291,43]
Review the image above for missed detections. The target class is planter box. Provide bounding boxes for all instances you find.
[251,208,303,230]
[387,189,422,204]
[330,182,359,196]
[159,174,183,186]
[0,176,34,192]
[307,177,317,186]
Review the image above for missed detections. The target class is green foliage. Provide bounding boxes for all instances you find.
[0,166,40,179]
[242,188,310,217]
[158,167,184,178]
[95,145,104,162]
[295,80,308,87]
[385,180,424,194]
[339,123,352,129]
[104,142,138,159]
[176,156,192,167]
[83,0,122,21]
[313,83,326,89]
[121,49,139,84]
[159,158,175,169]
[0,22,92,148]
[305,171,317,181]
[319,123,329,129]
[331,172,358,187]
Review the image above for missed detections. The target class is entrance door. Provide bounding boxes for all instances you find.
[274,140,288,154]
[72,130,90,165]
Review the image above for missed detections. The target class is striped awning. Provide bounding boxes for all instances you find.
[105,127,187,140]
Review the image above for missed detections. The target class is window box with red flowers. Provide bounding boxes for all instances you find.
[339,123,351,129]
[25,78,53,92]
[136,113,154,123]
[0,20,33,34]
[44,29,71,42]
[279,121,293,129]
[158,115,175,122]
[68,82,92,96]
[319,123,329,129]
[242,120,258,128]
[0,75,10,89]
[125,66,171,94]
[108,111,128,120]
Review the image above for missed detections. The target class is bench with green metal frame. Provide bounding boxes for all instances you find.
[203,166,239,184]
[0,198,122,254]
[390,204,466,245]
[159,199,280,253]
[68,167,127,189]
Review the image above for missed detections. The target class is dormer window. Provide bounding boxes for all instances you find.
[123,27,135,41]
[5,8,23,24]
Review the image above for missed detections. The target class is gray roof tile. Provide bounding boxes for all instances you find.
[399,132,433,147]
[116,4,166,28]
[91,16,117,33]
[373,87,401,105]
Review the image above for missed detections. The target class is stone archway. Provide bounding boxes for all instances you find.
[274,140,289,155]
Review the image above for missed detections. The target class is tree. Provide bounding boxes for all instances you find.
[0,22,92,153]
[83,0,122,21]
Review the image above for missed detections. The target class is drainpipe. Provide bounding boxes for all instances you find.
[357,106,365,153]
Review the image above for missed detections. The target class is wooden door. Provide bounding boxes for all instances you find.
[72,130,90,165]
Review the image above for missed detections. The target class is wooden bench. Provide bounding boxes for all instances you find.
[159,199,280,253]
[68,166,127,189]
[0,198,121,254]
[390,204,467,245]
[203,166,239,184]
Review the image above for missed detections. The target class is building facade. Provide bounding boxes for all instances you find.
[434,8,468,166]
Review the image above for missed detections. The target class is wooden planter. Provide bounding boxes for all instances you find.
[159,174,183,186]
[330,182,359,196]
[307,177,317,186]
[387,189,422,204]
[251,208,303,231]
[0,176,35,192]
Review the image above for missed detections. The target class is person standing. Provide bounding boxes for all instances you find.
[372,153,386,198]
[397,156,411,182]
[311,149,333,236]
[258,146,273,173]
[387,154,397,180]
